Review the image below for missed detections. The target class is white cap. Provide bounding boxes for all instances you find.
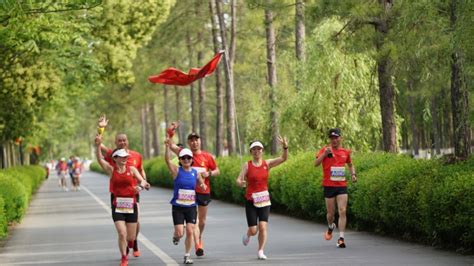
[179,148,193,158]
[249,141,264,150]
[112,149,130,158]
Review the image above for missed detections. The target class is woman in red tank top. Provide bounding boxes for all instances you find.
[95,139,150,266]
[236,136,288,260]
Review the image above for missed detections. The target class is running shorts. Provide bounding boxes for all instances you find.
[323,186,348,198]
[172,205,197,225]
[245,200,270,227]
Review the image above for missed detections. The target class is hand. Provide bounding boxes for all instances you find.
[323,147,332,157]
[98,114,108,128]
[167,121,180,138]
[351,174,357,183]
[237,178,247,188]
[141,180,151,190]
[94,134,102,146]
[277,135,288,149]
[199,183,207,191]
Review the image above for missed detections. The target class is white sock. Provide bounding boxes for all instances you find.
[339,232,344,238]
[184,253,190,257]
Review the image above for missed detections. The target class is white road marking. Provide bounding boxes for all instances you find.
[81,185,178,266]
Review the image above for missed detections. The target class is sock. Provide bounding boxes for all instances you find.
[184,253,190,257]
[128,240,134,249]
[133,239,138,250]
[339,232,344,238]
[121,254,128,260]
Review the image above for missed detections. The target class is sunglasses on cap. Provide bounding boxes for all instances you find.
[179,156,192,160]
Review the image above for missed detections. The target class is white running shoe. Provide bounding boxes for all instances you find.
[257,250,267,260]
[184,255,193,264]
[242,234,250,246]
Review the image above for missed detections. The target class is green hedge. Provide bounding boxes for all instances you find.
[91,152,473,252]
[0,197,7,238]
[0,165,46,239]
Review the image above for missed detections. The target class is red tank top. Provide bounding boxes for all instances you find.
[110,166,136,198]
[245,160,269,201]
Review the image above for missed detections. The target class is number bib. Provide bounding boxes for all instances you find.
[115,197,134,214]
[252,190,271,208]
[330,166,346,181]
[176,189,196,206]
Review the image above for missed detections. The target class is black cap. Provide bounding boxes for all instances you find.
[187,132,200,140]
[328,128,341,137]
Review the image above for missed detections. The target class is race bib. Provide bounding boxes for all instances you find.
[252,190,271,208]
[176,189,196,206]
[116,197,134,214]
[330,166,346,181]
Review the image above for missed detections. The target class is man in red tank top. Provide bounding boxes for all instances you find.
[315,128,357,248]
[236,136,288,260]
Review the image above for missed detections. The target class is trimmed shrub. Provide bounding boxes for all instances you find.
[0,197,7,238]
[0,172,27,223]
[89,161,104,173]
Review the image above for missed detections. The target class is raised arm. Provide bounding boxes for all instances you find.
[315,147,330,167]
[236,162,248,188]
[164,138,178,178]
[267,136,289,169]
[95,134,113,176]
[130,166,151,190]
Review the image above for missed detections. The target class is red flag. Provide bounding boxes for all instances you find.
[149,51,224,86]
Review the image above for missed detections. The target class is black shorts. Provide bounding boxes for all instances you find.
[196,193,211,206]
[245,200,270,227]
[323,186,348,198]
[172,205,197,225]
[111,204,138,223]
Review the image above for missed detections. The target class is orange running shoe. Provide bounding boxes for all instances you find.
[133,250,141,257]
[120,256,128,266]
[324,223,336,241]
[195,240,204,257]
[337,237,346,248]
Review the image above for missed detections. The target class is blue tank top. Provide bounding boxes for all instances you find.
[170,167,198,207]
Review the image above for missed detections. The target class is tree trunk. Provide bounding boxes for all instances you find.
[144,103,151,159]
[375,2,397,153]
[209,0,225,157]
[149,101,160,157]
[140,106,147,158]
[295,0,305,92]
[198,50,208,151]
[164,85,170,126]
[265,0,279,155]
[431,95,441,155]
[216,0,236,155]
[175,85,184,144]
[187,32,198,133]
[408,79,419,156]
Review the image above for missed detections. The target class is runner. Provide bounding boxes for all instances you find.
[168,122,220,257]
[95,139,150,266]
[164,138,207,264]
[71,157,82,191]
[236,136,288,260]
[55,158,68,191]
[314,128,357,248]
[95,115,146,257]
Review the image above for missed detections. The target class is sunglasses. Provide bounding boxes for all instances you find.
[179,156,192,161]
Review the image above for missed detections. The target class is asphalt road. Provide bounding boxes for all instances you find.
[0,171,472,266]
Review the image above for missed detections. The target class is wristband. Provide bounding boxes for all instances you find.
[283,146,288,150]
[97,127,105,135]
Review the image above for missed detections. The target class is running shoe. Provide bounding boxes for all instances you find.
[324,223,336,241]
[120,256,128,266]
[195,240,204,257]
[172,236,180,245]
[184,255,194,264]
[133,249,140,257]
[133,240,140,257]
[257,250,267,260]
[337,237,346,248]
[242,234,250,246]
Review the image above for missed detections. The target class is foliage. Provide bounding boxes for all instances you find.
[116,151,474,252]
